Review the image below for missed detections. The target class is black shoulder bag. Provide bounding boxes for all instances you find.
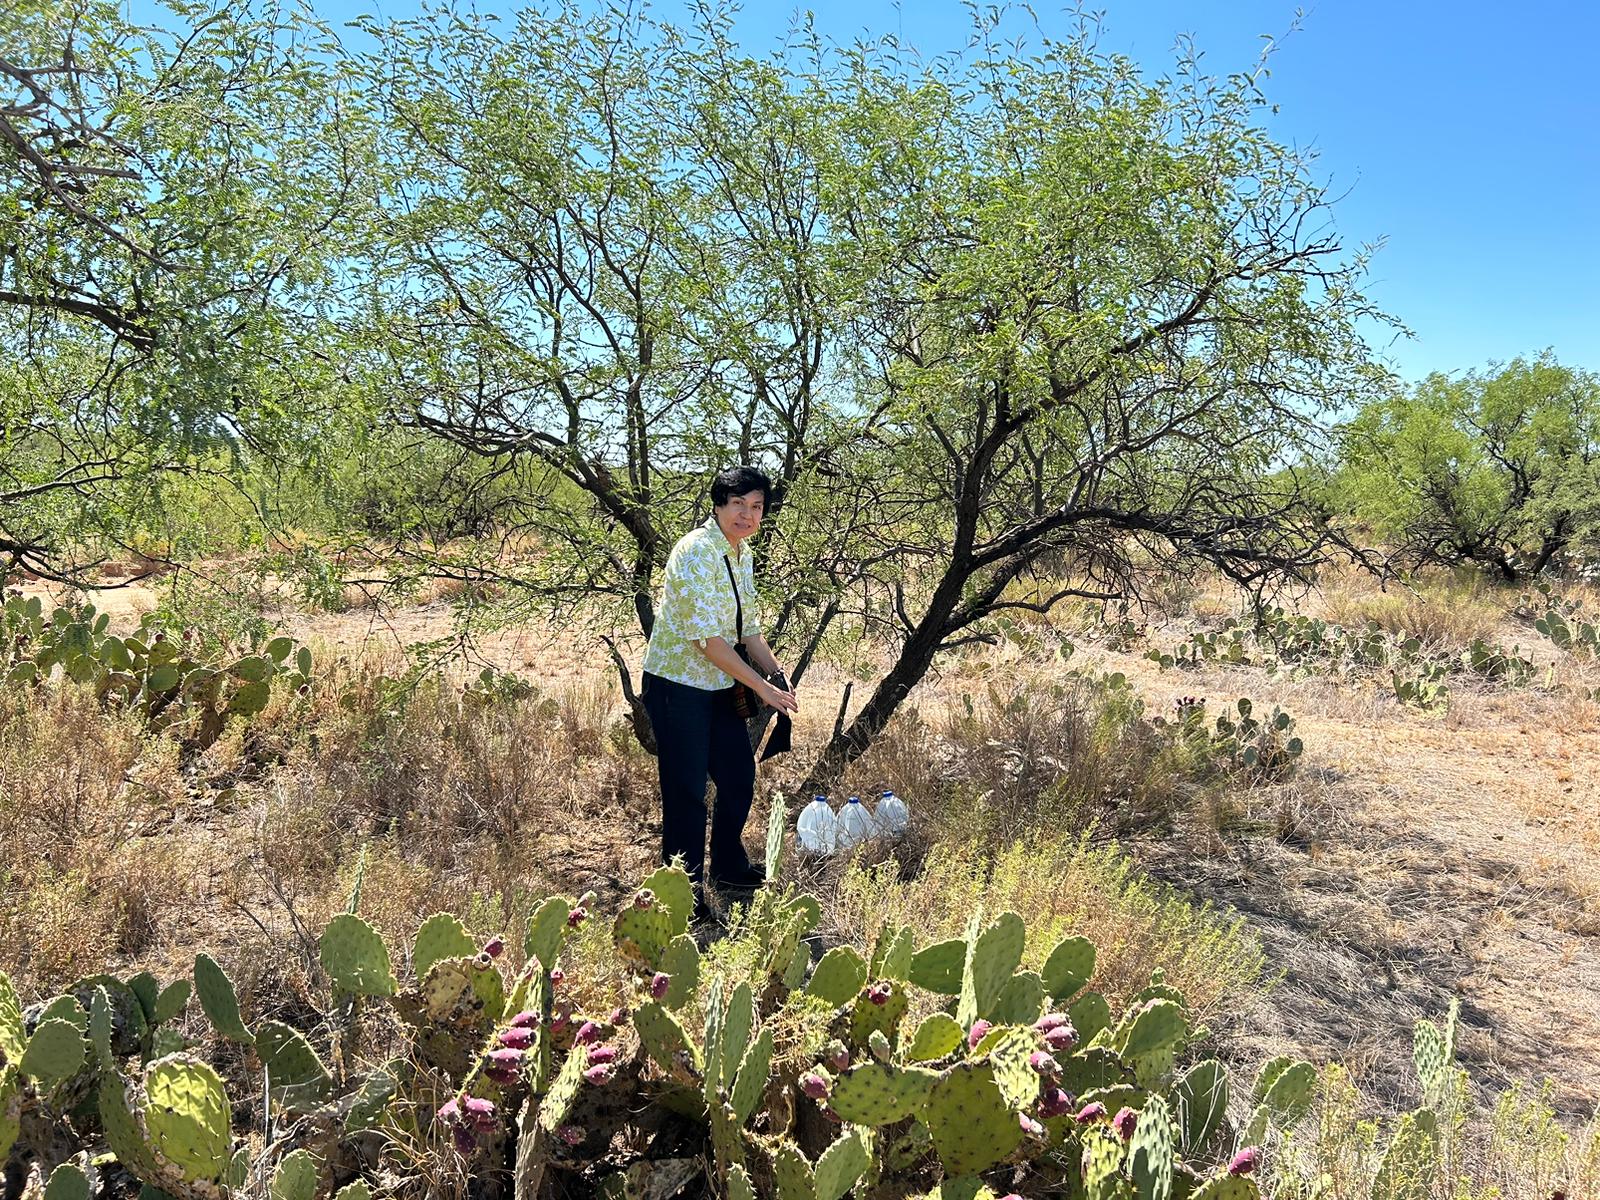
[723,554,793,759]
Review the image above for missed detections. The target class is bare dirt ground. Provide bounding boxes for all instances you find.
[19,571,1600,1115]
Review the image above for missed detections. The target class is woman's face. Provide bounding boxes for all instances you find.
[715,489,766,543]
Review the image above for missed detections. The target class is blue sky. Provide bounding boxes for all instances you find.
[136,0,1599,383]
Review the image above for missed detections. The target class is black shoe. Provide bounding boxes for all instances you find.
[711,862,766,891]
[691,885,716,926]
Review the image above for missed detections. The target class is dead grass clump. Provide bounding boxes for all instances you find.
[829,833,1263,1028]
[840,673,1186,853]
[1321,572,1508,650]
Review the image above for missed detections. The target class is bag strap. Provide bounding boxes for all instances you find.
[722,554,745,641]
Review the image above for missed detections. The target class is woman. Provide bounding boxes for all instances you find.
[640,466,799,920]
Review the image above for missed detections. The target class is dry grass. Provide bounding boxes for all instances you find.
[1317,566,1510,650]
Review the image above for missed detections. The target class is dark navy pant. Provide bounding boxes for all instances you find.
[640,672,755,884]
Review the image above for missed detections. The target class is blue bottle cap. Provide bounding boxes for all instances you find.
[812,795,828,803]
[847,795,861,803]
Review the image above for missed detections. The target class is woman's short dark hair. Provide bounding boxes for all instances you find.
[710,465,774,508]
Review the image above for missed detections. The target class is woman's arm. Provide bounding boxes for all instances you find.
[741,632,785,678]
[699,636,799,714]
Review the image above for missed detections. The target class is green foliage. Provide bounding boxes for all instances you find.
[0,597,313,747]
[1336,354,1600,580]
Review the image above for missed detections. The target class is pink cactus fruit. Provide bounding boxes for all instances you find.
[584,1063,616,1085]
[452,1125,477,1154]
[633,888,656,909]
[609,1006,629,1026]
[824,1041,850,1072]
[487,1048,524,1069]
[1042,1024,1077,1052]
[1018,1113,1044,1136]
[556,1124,584,1147]
[437,1097,461,1124]
[509,1010,538,1029]
[462,1096,498,1132]
[485,1066,519,1086]
[968,1019,993,1050]
[567,906,588,928]
[1112,1106,1138,1141]
[575,1020,601,1045]
[1074,1101,1107,1125]
[586,1044,619,1066]
[1228,1147,1262,1177]
[799,1072,831,1100]
[473,951,494,970]
[483,936,505,959]
[499,1026,534,1049]
[865,982,892,1006]
[550,967,565,987]
[1028,1051,1061,1075]
[649,971,671,999]
[1038,1087,1073,1119]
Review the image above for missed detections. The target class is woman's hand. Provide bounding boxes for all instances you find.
[759,677,799,715]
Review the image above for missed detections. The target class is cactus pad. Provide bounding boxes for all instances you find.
[921,1178,998,1200]
[658,934,701,1010]
[638,865,696,939]
[613,905,672,969]
[721,983,756,1091]
[772,1138,815,1200]
[1248,1058,1315,1137]
[727,1163,757,1200]
[1042,934,1097,1000]
[828,1062,937,1125]
[193,954,253,1044]
[1115,999,1187,1060]
[333,1182,374,1200]
[153,980,191,1025]
[1129,1094,1176,1200]
[255,1020,333,1109]
[0,1065,19,1163]
[36,994,88,1032]
[814,1130,870,1200]
[987,1027,1043,1108]
[525,896,572,970]
[1174,1059,1228,1154]
[848,981,908,1048]
[990,970,1046,1026]
[42,1162,93,1200]
[270,1148,317,1200]
[20,1018,87,1084]
[878,926,916,982]
[87,987,113,1068]
[960,911,1025,1026]
[1189,1176,1260,1200]
[1083,1126,1129,1200]
[1068,990,1113,1044]
[413,913,476,980]
[99,1073,160,1182]
[908,938,966,995]
[319,913,398,997]
[730,1027,774,1124]
[1372,1109,1436,1200]
[925,1062,1023,1175]
[538,1045,591,1133]
[633,1002,700,1081]
[907,1013,964,1062]
[807,946,869,1007]
[1058,1047,1133,1099]
[0,972,25,1066]
[142,1056,232,1183]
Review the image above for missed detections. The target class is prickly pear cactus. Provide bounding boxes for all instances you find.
[319,914,398,997]
[807,947,869,1007]
[193,954,253,1044]
[1129,1094,1177,1200]
[908,937,966,995]
[413,913,477,980]
[924,1062,1023,1175]
[828,1062,937,1125]
[99,1055,233,1199]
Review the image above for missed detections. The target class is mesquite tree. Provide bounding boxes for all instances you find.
[794,30,1383,786]
[352,6,880,728]
[0,0,363,579]
[1335,354,1600,580]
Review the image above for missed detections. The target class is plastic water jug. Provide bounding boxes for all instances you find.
[835,795,878,850]
[796,795,837,855]
[876,790,909,835]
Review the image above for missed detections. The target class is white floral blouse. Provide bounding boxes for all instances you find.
[642,517,762,690]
